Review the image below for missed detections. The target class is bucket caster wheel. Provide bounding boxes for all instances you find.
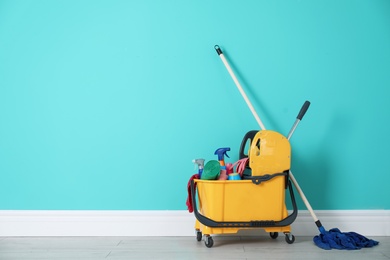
[196,230,202,242]
[284,233,295,244]
[204,235,214,248]
[270,232,279,239]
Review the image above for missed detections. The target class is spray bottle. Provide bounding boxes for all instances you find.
[214,147,230,180]
[192,158,205,178]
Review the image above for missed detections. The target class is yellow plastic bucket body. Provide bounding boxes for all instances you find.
[194,179,290,235]
[249,130,291,176]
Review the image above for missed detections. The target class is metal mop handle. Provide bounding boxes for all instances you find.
[287,101,310,140]
[214,45,320,224]
[285,101,320,223]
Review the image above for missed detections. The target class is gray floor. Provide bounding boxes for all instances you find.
[0,236,389,260]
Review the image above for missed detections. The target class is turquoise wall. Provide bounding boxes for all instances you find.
[0,0,389,210]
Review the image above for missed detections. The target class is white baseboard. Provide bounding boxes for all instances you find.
[0,210,388,237]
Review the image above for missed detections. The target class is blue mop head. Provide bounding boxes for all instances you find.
[313,227,379,250]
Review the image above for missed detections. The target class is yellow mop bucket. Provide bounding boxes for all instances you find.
[190,130,297,248]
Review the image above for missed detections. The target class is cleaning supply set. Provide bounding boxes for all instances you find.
[187,45,378,250]
[192,148,244,181]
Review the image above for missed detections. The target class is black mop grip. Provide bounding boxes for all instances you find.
[297,101,311,120]
[315,220,323,228]
[214,45,223,55]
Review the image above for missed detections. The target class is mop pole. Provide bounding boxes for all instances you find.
[214,45,322,228]
[214,46,266,131]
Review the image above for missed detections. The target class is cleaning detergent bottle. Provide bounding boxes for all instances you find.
[214,147,230,180]
[192,158,205,178]
[226,163,234,174]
